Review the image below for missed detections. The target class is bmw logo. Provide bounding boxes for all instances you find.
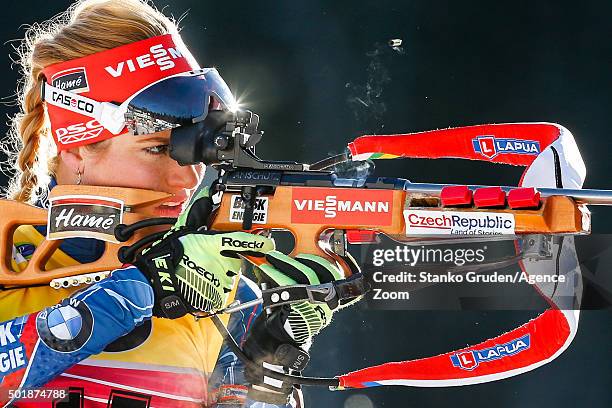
[37,299,93,353]
[47,305,82,340]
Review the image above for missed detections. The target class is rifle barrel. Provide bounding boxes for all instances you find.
[403,182,612,205]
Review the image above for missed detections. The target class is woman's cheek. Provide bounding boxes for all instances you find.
[125,160,164,190]
[98,155,162,190]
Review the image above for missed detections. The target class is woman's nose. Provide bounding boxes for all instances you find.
[165,159,202,190]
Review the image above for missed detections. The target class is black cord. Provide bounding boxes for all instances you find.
[552,236,563,297]
[118,230,170,263]
[114,217,177,242]
[550,146,564,189]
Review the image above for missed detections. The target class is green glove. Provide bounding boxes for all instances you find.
[256,251,345,344]
[137,189,275,318]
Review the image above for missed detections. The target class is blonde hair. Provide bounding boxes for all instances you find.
[4,0,178,203]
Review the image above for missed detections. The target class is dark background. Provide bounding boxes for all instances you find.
[1,1,611,407]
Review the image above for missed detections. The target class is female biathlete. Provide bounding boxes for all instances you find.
[0,1,347,407]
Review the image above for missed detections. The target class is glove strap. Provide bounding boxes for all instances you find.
[137,237,190,319]
[262,273,368,310]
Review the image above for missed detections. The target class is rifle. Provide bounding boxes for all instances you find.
[2,115,606,286]
[170,113,606,275]
[1,113,610,390]
[165,113,612,390]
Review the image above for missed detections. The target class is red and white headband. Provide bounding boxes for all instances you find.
[42,34,199,151]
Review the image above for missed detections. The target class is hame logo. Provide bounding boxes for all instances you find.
[47,195,124,243]
[291,188,393,226]
[472,135,540,159]
[450,334,531,370]
[51,67,89,93]
[105,43,184,77]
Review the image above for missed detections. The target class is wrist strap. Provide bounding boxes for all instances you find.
[262,273,368,310]
[137,237,190,318]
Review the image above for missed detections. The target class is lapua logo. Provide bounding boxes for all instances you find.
[104,44,184,77]
[472,135,540,159]
[51,67,89,93]
[55,119,104,145]
[450,334,530,370]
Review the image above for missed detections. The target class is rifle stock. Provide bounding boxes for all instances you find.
[210,184,592,277]
[0,185,170,286]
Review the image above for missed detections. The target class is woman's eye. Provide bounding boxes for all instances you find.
[144,145,169,155]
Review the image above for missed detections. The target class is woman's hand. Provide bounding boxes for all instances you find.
[256,251,346,343]
[242,251,348,404]
[135,189,275,318]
